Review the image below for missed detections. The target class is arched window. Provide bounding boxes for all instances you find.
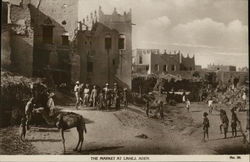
[118,34,126,50]
[105,34,112,50]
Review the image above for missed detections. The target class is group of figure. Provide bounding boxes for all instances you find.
[74,81,128,110]
[202,107,243,142]
[20,91,56,141]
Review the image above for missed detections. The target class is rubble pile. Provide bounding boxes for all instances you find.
[208,84,248,110]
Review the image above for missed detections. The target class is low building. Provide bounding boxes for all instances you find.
[132,49,195,75]
[207,64,236,72]
[195,65,202,71]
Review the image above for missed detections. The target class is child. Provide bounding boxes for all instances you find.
[231,107,240,137]
[219,109,229,138]
[203,112,210,141]
[20,117,27,141]
[186,99,191,112]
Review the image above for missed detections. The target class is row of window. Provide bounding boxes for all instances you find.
[105,34,126,50]
[154,64,177,72]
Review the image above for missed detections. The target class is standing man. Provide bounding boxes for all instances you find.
[25,97,34,130]
[203,112,210,141]
[103,83,111,110]
[231,107,240,137]
[74,81,81,109]
[123,88,128,109]
[90,85,98,107]
[219,109,229,139]
[242,92,247,110]
[186,99,191,112]
[47,92,55,116]
[208,97,213,114]
[113,83,120,109]
[182,92,186,103]
[83,84,90,107]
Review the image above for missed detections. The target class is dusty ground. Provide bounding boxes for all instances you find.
[0,103,249,155]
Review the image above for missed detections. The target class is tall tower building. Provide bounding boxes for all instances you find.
[98,6,132,88]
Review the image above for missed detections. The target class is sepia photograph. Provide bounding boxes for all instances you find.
[0,0,249,159]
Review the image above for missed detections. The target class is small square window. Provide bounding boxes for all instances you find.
[62,35,69,46]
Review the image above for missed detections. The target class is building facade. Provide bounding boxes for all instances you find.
[132,49,195,75]
[76,7,132,88]
[207,64,236,72]
[2,0,79,85]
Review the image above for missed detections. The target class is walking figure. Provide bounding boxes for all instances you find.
[219,109,229,138]
[203,112,210,141]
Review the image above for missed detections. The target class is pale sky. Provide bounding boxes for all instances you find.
[79,0,248,68]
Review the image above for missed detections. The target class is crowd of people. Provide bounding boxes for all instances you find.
[74,81,129,110]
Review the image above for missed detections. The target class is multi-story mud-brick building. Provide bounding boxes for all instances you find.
[2,0,79,85]
[77,7,132,88]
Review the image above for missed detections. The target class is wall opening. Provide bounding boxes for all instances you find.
[105,35,112,50]
[139,55,143,64]
[43,26,53,44]
[118,34,125,50]
[62,35,69,46]
[171,65,176,71]
[87,61,93,72]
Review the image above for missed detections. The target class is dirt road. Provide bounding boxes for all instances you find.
[0,103,249,155]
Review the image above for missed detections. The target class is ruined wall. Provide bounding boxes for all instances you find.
[29,0,78,83]
[1,29,12,69]
[9,3,33,76]
[30,0,78,43]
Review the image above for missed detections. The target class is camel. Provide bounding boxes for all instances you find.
[33,107,87,153]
